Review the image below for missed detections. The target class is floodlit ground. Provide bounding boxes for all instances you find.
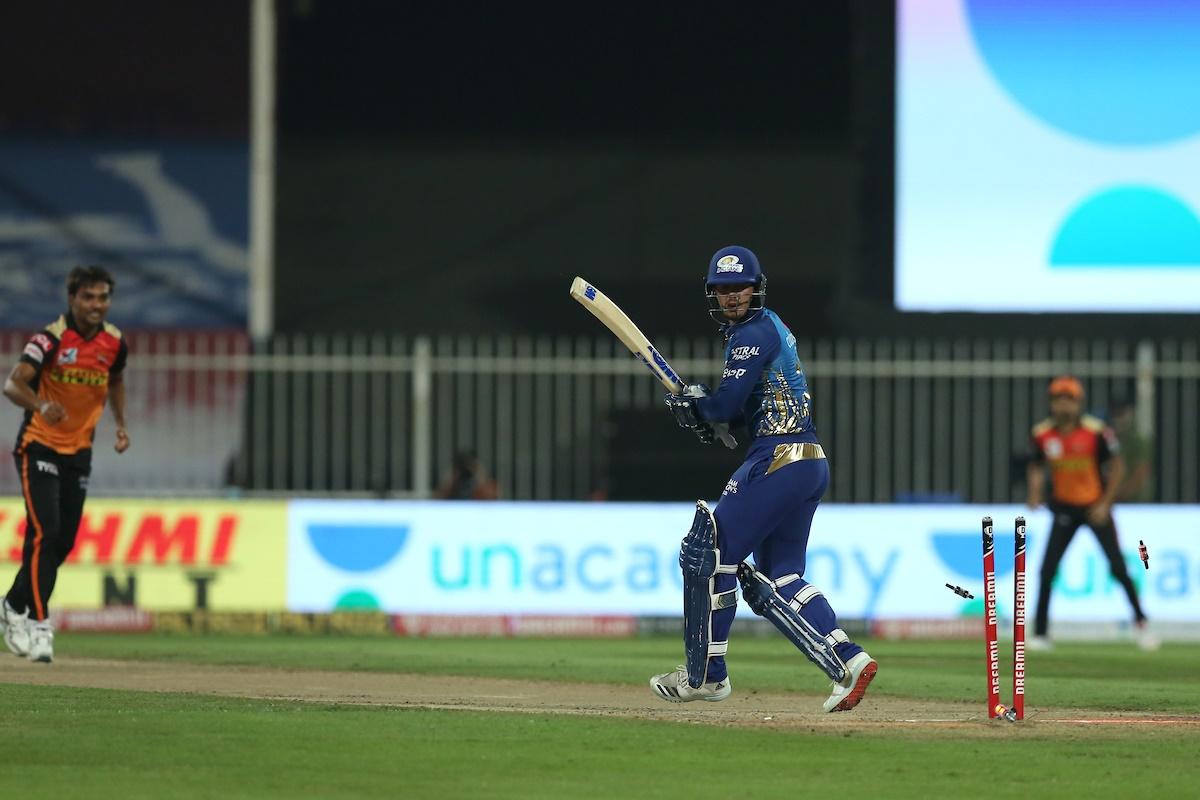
[1,635,1197,798]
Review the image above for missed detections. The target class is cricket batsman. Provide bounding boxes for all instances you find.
[649,246,877,712]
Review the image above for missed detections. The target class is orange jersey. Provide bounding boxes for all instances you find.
[1029,415,1118,507]
[16,314,128,455]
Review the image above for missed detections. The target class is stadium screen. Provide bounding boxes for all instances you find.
[895,0,1200,312]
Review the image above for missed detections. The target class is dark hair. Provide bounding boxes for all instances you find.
[67,265,115,297]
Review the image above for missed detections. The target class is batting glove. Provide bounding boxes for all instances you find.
[665,385,707,430]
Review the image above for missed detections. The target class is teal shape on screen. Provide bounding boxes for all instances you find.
[334,589,381,610]
[1050,186,1200,267]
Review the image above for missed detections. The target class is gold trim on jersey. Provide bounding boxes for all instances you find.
[766,442,827,475]
[46,316,67,337]
[757,371,811,436]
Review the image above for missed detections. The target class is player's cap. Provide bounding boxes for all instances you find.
[707,246,763,286]
[1048,375,1084,399]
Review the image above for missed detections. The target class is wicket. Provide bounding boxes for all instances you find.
[982,516,1026,721]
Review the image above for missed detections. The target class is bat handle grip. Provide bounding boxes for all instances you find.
[712,422,738,449]
[677,385,737,448]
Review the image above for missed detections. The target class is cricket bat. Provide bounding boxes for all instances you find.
[569,276,737,449]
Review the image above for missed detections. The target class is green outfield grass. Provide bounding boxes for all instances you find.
[2,634,1198,799]
[58,632,1200,712]
[1,683,1196,800]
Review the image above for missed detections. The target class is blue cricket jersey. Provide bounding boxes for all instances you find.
[695,308,817,443]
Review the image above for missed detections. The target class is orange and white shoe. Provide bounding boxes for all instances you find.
[822,652,877,712]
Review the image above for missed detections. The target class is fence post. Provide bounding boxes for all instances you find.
[1135,340,1155,439]
[412,337,433,498]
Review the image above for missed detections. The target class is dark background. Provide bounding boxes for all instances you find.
[273,2,869,341]
[3,0,1194,342]
[2,1,1193,499]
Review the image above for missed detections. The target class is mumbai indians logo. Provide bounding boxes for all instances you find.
[584,285,597,300]
[646,346,683,387]
[715,255,744,273]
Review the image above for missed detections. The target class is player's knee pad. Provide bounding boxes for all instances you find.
[736,565,848,684]
[681,501,739,688]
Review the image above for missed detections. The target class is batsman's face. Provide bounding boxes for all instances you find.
[714,284,753,321]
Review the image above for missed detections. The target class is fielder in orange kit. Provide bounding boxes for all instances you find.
[1026,375,1156,651]
[0,266,130,663]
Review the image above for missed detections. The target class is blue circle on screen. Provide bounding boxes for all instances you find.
[1050,185,1200,266]
[965,0,1200,145]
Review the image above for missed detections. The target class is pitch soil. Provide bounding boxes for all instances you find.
[1,656,1195,733]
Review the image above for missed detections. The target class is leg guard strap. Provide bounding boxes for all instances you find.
[737,564,848,683]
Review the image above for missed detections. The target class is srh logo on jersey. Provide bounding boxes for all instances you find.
[715,255,744,273]
[49,368,108,387]
[57,347,78,365]
[729,346,760,361]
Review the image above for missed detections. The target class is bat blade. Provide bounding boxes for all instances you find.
[569,276,685,393]
[570,276,737,449]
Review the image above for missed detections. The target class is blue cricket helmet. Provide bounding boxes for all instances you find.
[706,245,764,286]
[705,245,767,323]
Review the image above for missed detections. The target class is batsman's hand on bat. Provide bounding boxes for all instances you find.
[665,384,715,444]
[692,422,716,445]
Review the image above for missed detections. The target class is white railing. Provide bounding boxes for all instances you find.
[0,332,1195,502]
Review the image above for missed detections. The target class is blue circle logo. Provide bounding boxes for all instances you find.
[966,0,1200,145]
[307,524,409,572]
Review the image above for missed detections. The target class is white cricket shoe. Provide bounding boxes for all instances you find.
[823,651,878,713]
[650,665,732,703]
[1135,623,1161,652]
[1027,635,1054,652]
[0,600,30,657]
[28,621,53,663]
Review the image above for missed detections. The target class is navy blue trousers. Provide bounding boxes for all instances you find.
[703,438,862,682]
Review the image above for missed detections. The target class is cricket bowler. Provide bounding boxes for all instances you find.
[0,266,130,663]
